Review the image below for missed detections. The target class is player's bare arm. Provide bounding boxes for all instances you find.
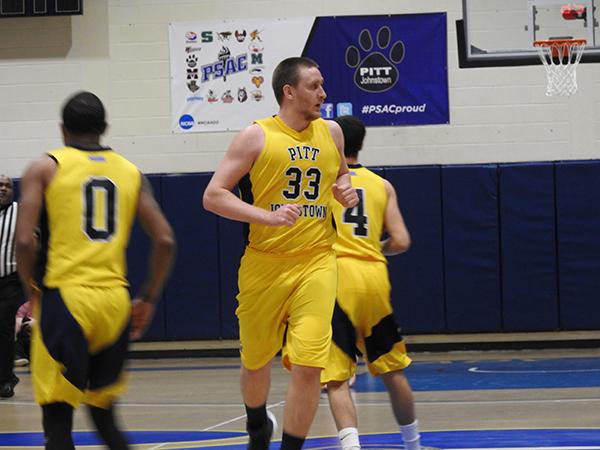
[328,120,359,208]
[381,179,411,256]
[131,174,176,340]
[15,155,57,300]
[203,124,301,226]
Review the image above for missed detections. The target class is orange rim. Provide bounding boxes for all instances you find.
[534,39,587,47]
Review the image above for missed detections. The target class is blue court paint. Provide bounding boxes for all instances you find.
[355,357,600,391]
[2,429,600,448]
[0,430,244,446]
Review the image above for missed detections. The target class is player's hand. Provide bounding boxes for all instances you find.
[267,204,301,226]
[130,298,156,341]
[332,183,359,208]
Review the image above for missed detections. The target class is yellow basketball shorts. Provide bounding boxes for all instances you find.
[321,257,411,383]
[31,285,131,409]
[237,247,337,370]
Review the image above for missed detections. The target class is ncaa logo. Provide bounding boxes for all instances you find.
[185,31,198,42]
[179,114,195,130]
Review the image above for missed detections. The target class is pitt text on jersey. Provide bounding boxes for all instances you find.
[288,145,320,161]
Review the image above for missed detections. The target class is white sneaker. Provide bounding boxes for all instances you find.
[266,410,278,436]
[14,357,29,367]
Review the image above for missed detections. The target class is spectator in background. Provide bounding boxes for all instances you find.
[14,300,33,367]
[0,175,24,398]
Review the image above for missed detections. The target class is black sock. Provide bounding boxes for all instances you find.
[245,403,268,430]
[88,405,129,450]
[280,431,305,450]
[42,403,75,450]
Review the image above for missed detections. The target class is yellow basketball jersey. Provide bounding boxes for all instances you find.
[241,116,340,255]
[42,146,141,287]
[333,165,387,263]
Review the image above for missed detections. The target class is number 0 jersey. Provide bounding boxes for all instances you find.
[240,115,340,255]
[42,146,142,288]
[332,164,387,263]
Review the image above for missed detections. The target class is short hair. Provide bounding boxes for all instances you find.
[333,115,366,157]
[62,91,107,135]
[272,57,319,105]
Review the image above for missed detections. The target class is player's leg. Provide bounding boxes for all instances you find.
[87,404,129,450]
[282,250,337,450]
[237,250,290,449]
[242,361,277,450]
[42,402,75,450]
[81,286,131,450]
[327,380,360,450]
[381,369,421,450]
[31,288,91,446]
[359,262,423,450]
[321,287,361,450]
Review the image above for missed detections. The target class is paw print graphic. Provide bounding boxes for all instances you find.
[345,26,405,93]
[186,54,198,68]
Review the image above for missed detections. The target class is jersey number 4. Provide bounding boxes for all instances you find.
[343,188,368,236]
[83,177,117,241]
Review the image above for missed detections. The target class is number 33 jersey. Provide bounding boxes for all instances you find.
[241,115,340,255]
[42,146,141,288]
[332,164,387,263]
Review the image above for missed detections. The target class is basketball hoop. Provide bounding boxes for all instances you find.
[534,39,586,96]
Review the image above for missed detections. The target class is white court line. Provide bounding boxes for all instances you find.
[469,367,600,374]
[3,397,600,408]
[144,401,284,450]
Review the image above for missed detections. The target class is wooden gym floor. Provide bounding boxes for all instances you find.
[1,334,600,449]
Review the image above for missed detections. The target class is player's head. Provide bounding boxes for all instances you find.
[61,91,107,139]
[0,175,13,207]
[333,115,366,158]
[272,57,324,107]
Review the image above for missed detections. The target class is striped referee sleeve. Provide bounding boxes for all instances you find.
[0,202,17,278]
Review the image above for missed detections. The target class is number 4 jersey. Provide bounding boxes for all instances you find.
[240,115,340,255]
[41,146,141,288]
[332,164,387,263]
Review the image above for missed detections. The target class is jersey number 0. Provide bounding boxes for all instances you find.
[83,177,117,241]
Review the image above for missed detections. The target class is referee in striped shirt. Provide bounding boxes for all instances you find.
[0,175,24,398]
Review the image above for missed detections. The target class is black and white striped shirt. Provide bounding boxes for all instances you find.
[0,202,17,278]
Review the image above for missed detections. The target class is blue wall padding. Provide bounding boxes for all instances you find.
[126,175,166,340]
[161,174,221,339]
[499,163,558,331]
[384,166,445,333]
[555,161,600,329]
[218,217,244,338]
[442,165,501,332]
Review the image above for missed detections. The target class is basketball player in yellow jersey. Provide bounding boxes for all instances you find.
[204,57,358,450]
[321,116,430,450]
[15,91,176,450]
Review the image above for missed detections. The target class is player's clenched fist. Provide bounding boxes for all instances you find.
[267,203,301,226]
[332,183,359,208]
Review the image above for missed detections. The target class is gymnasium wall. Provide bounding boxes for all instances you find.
[0,0,599,177]
[1,1,599,338]
[125,161,600,340]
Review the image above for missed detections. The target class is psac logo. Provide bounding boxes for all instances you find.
[200,54,248,83]
[345,26,405,93]
[179,114,195,130]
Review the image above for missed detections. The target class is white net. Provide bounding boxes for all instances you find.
[534,40,586,96]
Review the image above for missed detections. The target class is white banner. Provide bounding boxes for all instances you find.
[169,17,315,133]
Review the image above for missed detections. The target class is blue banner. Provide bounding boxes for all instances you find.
[303,13,449,126]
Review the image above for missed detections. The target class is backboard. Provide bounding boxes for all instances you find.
[457,0,600,67]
